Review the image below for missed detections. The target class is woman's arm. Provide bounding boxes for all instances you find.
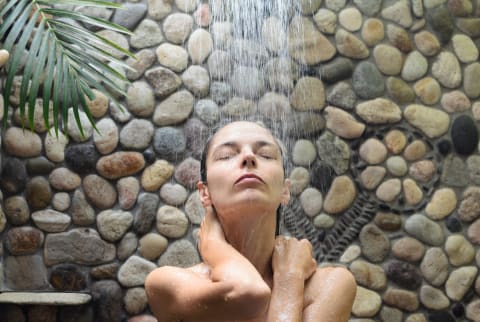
[145,207,270,322]
[302,267,357,322]
[266,236,317,322]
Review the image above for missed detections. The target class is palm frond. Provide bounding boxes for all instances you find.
[1,0,135,132]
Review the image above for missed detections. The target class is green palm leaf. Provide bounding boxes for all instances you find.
[0,0,134,132]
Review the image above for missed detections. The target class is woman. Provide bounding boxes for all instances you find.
[145,121,357,322]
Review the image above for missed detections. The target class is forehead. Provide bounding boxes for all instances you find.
[209,122,277,148]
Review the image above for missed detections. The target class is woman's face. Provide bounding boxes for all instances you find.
[198,122,290,216]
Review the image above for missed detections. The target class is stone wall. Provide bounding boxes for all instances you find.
[1,0,480,321]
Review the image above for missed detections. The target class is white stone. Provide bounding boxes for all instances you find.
[300,188,323,217]
[188,29,213,64]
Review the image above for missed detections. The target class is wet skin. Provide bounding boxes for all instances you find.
[145,122,357,322]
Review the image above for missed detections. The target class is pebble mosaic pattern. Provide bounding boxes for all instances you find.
[1,0,480,321]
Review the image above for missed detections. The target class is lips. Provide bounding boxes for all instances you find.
[235,173,264,184]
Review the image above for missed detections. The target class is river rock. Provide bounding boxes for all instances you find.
[445,266,478,301]
[414,77,441,105]
[445,234,475,266]
[458,187,480,222]
[44,131,69,162]
[158,240,200,268]
[373,44,403,75]
[4,255,48,290]
[452,34,478,63]
[153,90,194,126]
[420,285,450,310]
[405,214,444,246]
[427,6,454,44]
[141,160,174,192]
[451,115,478,155]
[3,196,30,225]
[340,245,361,263]
[118,255,156,287]
[350,260,386,290]
[288,16,336,65]
[425,188,457,220]
[117,177,139,210]
[467,218,480,244]
[386,77,415,104]
[352,286,381,317]
[4,127,42,157]
[127,82,155,119]
[359,224,390,262]
[49,167,81,191]
[359,138,387,165]
[31,209,70,233]
[401,51,428,81]
[326,82,356,110]
[464,63,480,99]
[432,51,462,88]
[381,0,413,28]
[352,62,384,99]
[6,226,44,255]
[93,118,118,155]
[386,260,422,290]
[153,127,186,161]
[336,29,369,59]
[421,248,449,286]
[441,91,471,113]
[392,237,425,262]
[361,18,384,46]
[441,155,469,187]
[162,13,192,44]
[323,176,356,214]
[156,206,189,238]
[414,31,440,57]
[374,212,402,231]
[182,65,210,98]
[403,179,424,206]
[126,49,156,81]
[118,233,139,262]
[71,190,95,226]
[386,156,408,176]
[291,77,325,112]
[386,24,413,53]
[325,106,365,139]
[383,288,419,312]
[457,18,480,37]
[314,133,349,177]
[313,9,337,34]
[188,29,213,64]
[44,228,115,265]
[356,98,402,124]
[64,143,99,174]
[404,104,450,138]
[96,152,145,180]
[384,130,406,154]
[138,233,168,261]
[339,7,362,31]
[83,174,117,209]
[124,287,148,315]
[145,67,182,97]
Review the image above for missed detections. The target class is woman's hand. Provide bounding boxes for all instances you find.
[0,49,9,68]
[272,236,317,281]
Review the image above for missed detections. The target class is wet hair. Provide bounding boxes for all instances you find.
[199,121,287,235]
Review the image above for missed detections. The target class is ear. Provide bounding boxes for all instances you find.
[197,181,212,207]
[280,178,291,206]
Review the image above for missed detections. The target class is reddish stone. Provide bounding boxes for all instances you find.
[96,152,145,179]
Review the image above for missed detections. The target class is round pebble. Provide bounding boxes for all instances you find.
[313,213,335,229]
[414,77,441,105]
[52,193,71,212]
[156,206,189,238]
[289,167,310,196]
[445,266,478,301]
[359,138,387,165]
[361,18,384,46]
[323,175,356,214]
[425,188,457,220]
[160,183,188,206]
[445,235,475,266]
[360,166,386,190]
[138,233,168,261]
[359,224,390,263]
[386,156,408,176]
[392,237,425,262]
[376,178,402,202]
[300,188,323,217]
[405,214,444,246]
[340,245,361,263]
[384,130,407,154]
[403,179,423,206]
[415,31,441,56]
[421,247,449,286]
[339,7,362,31]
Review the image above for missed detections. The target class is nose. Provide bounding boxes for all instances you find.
[241,148,256,168]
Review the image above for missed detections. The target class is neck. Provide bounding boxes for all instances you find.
[219,208,277,279]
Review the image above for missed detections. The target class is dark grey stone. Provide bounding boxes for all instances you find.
[134,193,160,235]
[320,57,353,84]
[1,158,28,194]
[451,115,478,155]
[316,131,351,175]
[58,305,94,322]
[352,61,385,99]
[386,260,422,290]
[26,157,55,175]
[185,118,209,160]
[427,6,455,44]
[210,81,232,105]
[91,280,122,322]
[310,162,335,195]
[427,311,455,322]
[44,228,116,266]
[441,155,469,187]
[112,3,147,30]
[285,112,325,138]
[326,82,356,110]
[153,127,186,161]
[145,67,182,97]
[64,144,99,174]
